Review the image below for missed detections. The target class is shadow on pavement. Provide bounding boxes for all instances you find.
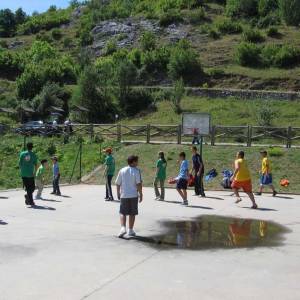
[274,195,294,200]
[60,195,72,198]
[0,196,9,199]
[29,205,56,211]
[204,196,224,201]
[41,199,62,203]
[242,206,278,212]
[162,200,182,204]
[0,220,8,225]
[187,205,213,210]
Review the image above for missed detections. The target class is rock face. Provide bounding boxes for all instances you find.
[90,18,188,56]
[8,40,24,49]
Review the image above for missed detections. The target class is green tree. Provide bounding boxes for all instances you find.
[15,8,27,25]
[0,9,16,37]
[258,0,278,16]
[279,0,300,26]
[171,78,185,114]
[140,31,157,51]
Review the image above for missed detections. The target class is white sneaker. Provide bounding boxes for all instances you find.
[128,229,136,237]
[118,227,126,238]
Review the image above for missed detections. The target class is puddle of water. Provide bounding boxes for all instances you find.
[130,215,290,250]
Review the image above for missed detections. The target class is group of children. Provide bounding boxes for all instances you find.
[19,143,61,206]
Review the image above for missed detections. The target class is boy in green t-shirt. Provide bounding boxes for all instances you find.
[153,151,167,201]
[104,147,115,201]
[19,142,38,206]
[35,159,48,200]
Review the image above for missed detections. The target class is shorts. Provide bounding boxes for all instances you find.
[260,174,273,185]
[176,178,188,190]
[120,197,138,216]
[231,179,252,193]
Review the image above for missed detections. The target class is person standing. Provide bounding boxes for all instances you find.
[116,155,143,238]
[104,147,115,201]
[230,151,258,209]
[191,146,205,197]
[176,152,189,206]
[153,151,167,201]
[19,142,38,206]
[256,150,277,197]
[51,156,61,196]
[35,159,48,200]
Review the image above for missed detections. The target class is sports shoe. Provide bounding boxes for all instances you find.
[155,196,160,200]
[251,204,258,209]
[182,200,188,206]
[118,227,126,238]
[201,193,206,198]
[50,192,56,195]
[128,229,136,237]
[273,191,277,197]
[256,192,262,196]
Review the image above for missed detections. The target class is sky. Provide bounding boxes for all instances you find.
[0,0,70,14]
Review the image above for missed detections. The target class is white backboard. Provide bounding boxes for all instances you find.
[182,113,211,136]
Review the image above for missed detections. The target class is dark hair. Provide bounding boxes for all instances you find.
[128,155,139,165]
[158,151,167,163]
[238,151,245,158]
[192,146,197,152]
[41,159,48,165]
[27,142,33,150]
[179,152,186,158]
[260,150,267,155]
[52,156,58,161]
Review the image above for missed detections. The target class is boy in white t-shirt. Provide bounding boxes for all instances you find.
[115,155,143,238]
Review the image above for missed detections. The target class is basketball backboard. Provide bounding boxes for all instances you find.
[182,113,211,136]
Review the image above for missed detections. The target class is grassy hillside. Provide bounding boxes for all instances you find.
[85,143,300,194]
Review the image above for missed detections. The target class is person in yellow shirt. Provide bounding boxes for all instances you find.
[230,151,258,209]
[256,150,277,197]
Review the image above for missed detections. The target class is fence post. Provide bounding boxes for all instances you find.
[117,124,122,143]
[247,125,252,147]
[211,125,216,146]
[177,124,182,144]
[146,124,151,144]
[287,126,292,148]
[89,123,94,141]
[79,141,82,182]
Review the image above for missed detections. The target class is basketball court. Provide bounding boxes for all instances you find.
[0,184,300,300]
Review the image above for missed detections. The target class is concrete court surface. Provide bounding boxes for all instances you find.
[0,184,300,300]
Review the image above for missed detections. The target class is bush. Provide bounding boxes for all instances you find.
[260,43,279,66]
[268,147,284,157]
[51,28,63,40]
[140,31,156,51]
[226,0,258,18]
[171,78,185,114]
[279,0,300,26]
[168,40,203,83]
[242,28,265,43]
[63,37,73,48]
[266,26,279,37]
[235,42,261,66]
[215,17,243,34]
[187,7,206,24]
[159,9,183,27]
[273,45,300,68]
[128,48,143,69]
[258,0,278,16]
[208,28,221,39]
[104,38,118,56]
[0,49,23,80]
[257,12,281,28]
[255,101,278,126]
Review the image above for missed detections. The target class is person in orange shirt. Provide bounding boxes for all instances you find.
[230,151,258,209]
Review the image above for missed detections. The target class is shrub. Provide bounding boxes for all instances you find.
[171,78,185,114]
[242,28,265,43]
[235,42,261,66]
[128,48,143,69]
[140,31,156,51]
[255,101,278,126]
[260,43,279,66]
[0,49,23,80]
[208,28,221,39]
[226,0,258,18]
[0,40,8,48]
[266,26,279,37]
[104,38,118,56]
[63,37,73,48]
[257,12,281,28]
[268,147,284,157]
[159,9,183,27]
[51,28,62,40]
[273,45,300,68]
[187,7,206,24]
[258,0,278,16]
[168,40,203,83]
[279,0,300,26]
[207,67,225,78]
[215,17,243,34]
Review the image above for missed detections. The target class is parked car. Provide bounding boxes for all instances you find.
[15,121,45,135]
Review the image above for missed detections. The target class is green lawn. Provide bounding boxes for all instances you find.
[123,96,300,127]
[88,143,300,194]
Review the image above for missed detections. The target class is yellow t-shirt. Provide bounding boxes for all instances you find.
[235,158,251,182]
[261,157,271,174]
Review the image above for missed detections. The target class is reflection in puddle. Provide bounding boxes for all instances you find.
[133,216,289,250]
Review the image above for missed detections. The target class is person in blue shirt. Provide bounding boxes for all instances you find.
[51,156,61,196]
[176,152,189,206]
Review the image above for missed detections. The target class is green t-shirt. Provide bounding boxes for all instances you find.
[156,159,167,180]
[36,165,45,180]
[105,154,115,176]
[19,150,38,178]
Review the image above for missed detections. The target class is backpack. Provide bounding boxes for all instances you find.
[221,169,233,189]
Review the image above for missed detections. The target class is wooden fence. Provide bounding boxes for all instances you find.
[3,123,300,147]
[68,124,300,148]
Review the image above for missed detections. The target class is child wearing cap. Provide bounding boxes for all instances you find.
[256,150,277,197]
[51,156,61,196]
[104,147,115,201]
